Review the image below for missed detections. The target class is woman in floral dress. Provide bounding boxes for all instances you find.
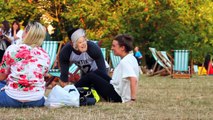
[0,22,50,108]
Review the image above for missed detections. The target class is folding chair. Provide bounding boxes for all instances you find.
[100,48,111,75]
[42,41,63,87]
[149,47,171,76]
[91,40,109,72]
[171,50,192,79]
[157,51,173,74]
[68,64,81,83]
[193,65,199,74]
[109,50,121,69]
[101,48,106,59]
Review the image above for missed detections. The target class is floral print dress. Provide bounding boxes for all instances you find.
[0,44,50,101]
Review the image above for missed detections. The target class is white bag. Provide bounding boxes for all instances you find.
[45,85,80,108]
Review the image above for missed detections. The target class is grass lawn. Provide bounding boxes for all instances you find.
[0,75,212,120]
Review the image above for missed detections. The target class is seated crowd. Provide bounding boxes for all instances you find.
[0,20,140,108]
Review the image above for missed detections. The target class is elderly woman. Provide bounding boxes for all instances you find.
[0,22,50,108]
[59,28,107,87]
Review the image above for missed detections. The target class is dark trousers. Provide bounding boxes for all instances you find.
[75,70,122,102]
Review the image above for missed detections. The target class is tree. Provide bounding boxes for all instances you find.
[0,0,212,64]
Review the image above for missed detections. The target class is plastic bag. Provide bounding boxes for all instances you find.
[45,85,80,108]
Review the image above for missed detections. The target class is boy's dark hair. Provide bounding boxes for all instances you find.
[114,34,134,52]
[67,28,79,41]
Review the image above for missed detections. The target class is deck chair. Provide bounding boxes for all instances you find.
[100,48,110,73]
[193,65,199,74]
[101,48,106,59]
[171,50,192,79]
[109,50,121,69]
[48,64,81,85]
[149,48,171,76]
[157,51,172,74]
[42,41,63,87]
[68,64,81,83]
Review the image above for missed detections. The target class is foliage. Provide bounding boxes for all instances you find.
[0,0,212,63]
[0,0,41,27]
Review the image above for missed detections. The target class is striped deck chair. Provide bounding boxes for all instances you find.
[156,51,172,75]
[149,48,171,76]
[109,50,121,69]
[171,50,192,79]
[68,64,81,83]
[101,48,111,74]
[42,41,63,87]
[101,48,106,59]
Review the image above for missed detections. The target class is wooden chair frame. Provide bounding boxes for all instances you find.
[149,47,171,76]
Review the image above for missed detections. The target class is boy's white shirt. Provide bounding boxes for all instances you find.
[110,53,139,103]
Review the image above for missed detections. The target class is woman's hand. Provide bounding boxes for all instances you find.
[13,24,19,31]
[0,73,8,81]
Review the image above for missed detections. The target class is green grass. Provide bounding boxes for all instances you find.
[0,75,213,120]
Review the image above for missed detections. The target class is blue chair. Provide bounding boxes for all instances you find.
[101,48,106,59]
[171,50,192,78]
[109,50,121,69]
[42,41,62,87]
[42,41,61,71]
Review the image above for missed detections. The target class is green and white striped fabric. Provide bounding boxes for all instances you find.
[173,50,189,71]
[69,64,79,74]
[160,51,171,68]
[149,47,166,68]
[110,50,121,69]
[101,48,106,59]
[42,41,60,70]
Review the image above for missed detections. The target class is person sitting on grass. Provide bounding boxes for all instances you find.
[75,34,140,103]
[59,28,107,87]
[0,21,50,108]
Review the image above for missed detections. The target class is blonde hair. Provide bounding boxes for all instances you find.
[22,22,46,47]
